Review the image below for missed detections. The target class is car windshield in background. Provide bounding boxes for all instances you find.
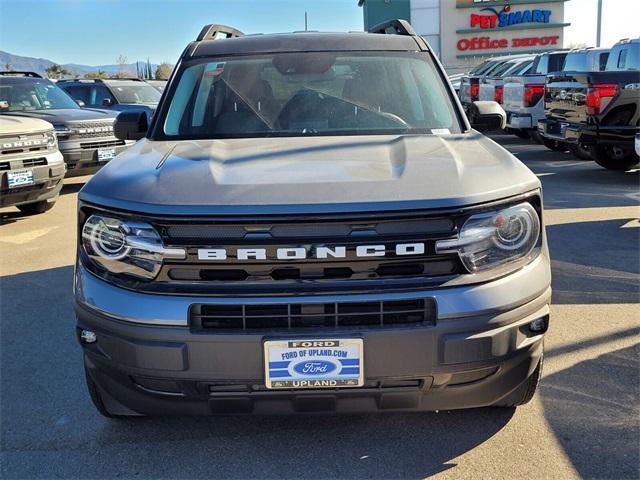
[161,52,460,139]
[0,79,79,112]
[110,83,161,104]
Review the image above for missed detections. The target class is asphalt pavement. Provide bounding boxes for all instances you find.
[1,134,638,479]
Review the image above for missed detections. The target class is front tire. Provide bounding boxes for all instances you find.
[592,145,639,171]
[17,199,55,215]
[528,130,544,144]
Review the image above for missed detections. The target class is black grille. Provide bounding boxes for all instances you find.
[80,140,125,149]
[165,217,454,242]
[69,122,115,139]
[0,158,47,171]
[190,298,436,331]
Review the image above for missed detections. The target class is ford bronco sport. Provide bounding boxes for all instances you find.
[75,21,551,417]
[0,72,134,176]
[0,115,65,214]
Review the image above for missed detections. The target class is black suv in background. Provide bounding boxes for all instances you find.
[58,78,160,118]
[0,72,133,176]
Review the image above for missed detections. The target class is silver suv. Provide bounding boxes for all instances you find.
[0,115,65,214]
[74,21,551,417]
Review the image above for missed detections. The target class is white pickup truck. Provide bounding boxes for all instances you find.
[478,56,535,108]
[502,51,569,144]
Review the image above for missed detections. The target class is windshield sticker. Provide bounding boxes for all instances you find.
[432,128,451,135]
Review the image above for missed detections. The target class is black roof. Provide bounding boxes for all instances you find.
[186,31,425,59]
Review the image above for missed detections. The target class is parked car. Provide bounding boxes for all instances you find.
[478,56,535,105]
[539,39,640,170]
[58,78,160,118]
[458,55,527,111]
[0,72,133,176]
[0,115,65,214]
[75,20,551,418]
[502,51,569,145]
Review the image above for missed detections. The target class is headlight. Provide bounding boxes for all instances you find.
[45,131,57,147]
[53,125,72,138]
[81,214,185,280]
[436,202,540,273]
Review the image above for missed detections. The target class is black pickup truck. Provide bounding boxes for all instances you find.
[538,39,640,170]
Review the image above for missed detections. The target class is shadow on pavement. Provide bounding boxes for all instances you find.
[541,343,640,479]
[547,219,640,304]
[1,266,515,479]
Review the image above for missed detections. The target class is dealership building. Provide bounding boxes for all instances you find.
[358,0,570,73]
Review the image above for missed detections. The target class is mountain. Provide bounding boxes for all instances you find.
[0,51,159,77]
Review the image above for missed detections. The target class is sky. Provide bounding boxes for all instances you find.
[0,0,638,66]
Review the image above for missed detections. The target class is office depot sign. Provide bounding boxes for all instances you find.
[457,35,560,51]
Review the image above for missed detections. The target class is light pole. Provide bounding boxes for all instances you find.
[596,0,602,47]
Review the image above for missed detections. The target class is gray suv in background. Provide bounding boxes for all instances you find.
[75,21,551,417]
[58,78,160,119]
[0,72,134,176]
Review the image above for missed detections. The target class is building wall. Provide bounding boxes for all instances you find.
[360,0,412,29]
[359,0,569,75]
[441,0,567,74]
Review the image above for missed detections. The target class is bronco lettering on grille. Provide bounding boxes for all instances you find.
[197,243,426,261]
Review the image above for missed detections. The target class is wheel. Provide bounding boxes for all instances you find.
[592,145,639,171]
[568,143,593,160]
[528,130,544,144]
[513,129,530,139]
[496,356,543,407]
[17,199,55,215]
[541,137,567,152]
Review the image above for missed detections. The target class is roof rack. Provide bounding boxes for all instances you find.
[197,24,244,42]
[368,19,416,36]
[0,71,43,78]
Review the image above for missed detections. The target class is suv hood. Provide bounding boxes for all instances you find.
[0,115,54,135]
[80,133,540,215]
[2,108,117,124]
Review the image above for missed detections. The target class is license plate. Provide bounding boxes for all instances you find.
[97,148,116,162]
[264,338,364,389]
[7,169,34,188]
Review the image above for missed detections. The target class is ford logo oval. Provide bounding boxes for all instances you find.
[293,360,336,376]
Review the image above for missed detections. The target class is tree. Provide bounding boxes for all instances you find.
[4,63,12,72]
[85,70,109,79]
[115,54,132,78]
[155,62,173,80]
[45,64,71,79]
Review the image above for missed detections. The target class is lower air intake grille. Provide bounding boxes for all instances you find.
[190,298,436,331]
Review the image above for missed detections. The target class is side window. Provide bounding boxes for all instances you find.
[89,86,116,107]
[599,52,609,71]
[63,85,90,105]
[617,49,627,69]
[535,55,549,74]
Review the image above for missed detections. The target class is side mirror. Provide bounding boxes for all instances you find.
[468,101,506,132]
[75,99,86,107]
[114,110,148,141]
[102,98,113,107]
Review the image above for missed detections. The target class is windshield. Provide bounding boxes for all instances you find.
[0,78,79,112]
[160,52,460,139]
[563,52,588,71]
[109,84,161,104]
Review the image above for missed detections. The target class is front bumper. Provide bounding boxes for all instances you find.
[0,151,65,208]
[59,140,131,176]
[75,251,551,415]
